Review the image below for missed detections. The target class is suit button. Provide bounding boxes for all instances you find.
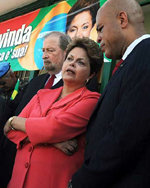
[28,147,32,152]
[25,162,29,168]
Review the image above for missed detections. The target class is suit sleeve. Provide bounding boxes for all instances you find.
[0,97,13,135]
[71,46,150,187]
[25,95,99,145]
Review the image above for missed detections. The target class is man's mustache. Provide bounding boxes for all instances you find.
[43,60,51,64]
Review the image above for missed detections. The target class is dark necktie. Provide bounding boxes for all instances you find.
[44,75,55,89]
[112,59,123,75]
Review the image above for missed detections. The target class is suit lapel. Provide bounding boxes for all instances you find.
[40,74,50,89]
[37,87,87,115]
[87,61,126,128]
[52,79,63,89]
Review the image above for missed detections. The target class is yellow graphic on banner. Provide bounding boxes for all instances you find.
[18,1,71,70]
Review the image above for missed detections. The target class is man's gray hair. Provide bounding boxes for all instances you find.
[44,31,71,51]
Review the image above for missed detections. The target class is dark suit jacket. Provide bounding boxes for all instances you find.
[0,97,14,187]
[0,73,98,187]
[0,97,12,137]
[72,38,150,188]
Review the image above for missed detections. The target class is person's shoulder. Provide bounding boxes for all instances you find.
[23,73,49,91]
[84,87,100,99]
[143,37,150,43]
[37,87,62,96]
[30,73,49,83]
[136,37,150,51]
[19,79,28,90]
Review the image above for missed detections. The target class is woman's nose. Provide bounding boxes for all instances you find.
[69,60,76,67]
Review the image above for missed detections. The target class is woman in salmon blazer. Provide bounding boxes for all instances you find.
[4,37,103,188]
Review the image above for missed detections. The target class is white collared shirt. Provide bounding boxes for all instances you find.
[53,71,62,86]
[45,71,62,87]
[122,34,150,60]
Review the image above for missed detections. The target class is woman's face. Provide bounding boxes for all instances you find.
[62,47,91,88]
[67,11,93,39]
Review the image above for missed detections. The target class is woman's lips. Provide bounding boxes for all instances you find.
[66,68,75,74]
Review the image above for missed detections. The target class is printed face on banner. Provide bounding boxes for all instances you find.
[67,11,93,39]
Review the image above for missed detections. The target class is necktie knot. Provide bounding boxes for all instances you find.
[112,59,123,75]
[44,75,55,89]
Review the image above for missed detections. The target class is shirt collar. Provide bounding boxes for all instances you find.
[54,71,62,79]
[45,71,62,87]
[122,34,150,60]
[53,71,62,86]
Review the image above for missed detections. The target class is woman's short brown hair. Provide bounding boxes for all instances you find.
[65,37,103,75]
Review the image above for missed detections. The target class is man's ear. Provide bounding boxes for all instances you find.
[117,11,128,29]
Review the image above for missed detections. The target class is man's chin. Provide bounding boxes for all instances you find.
[44,67,55,72]
[44,64,51,69]
[104,52,111,59]
[104,50,115,59]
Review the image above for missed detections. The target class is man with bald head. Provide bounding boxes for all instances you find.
[70,0,150,187]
